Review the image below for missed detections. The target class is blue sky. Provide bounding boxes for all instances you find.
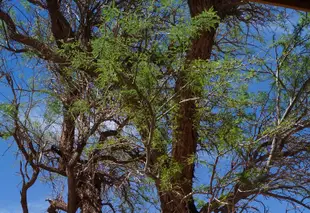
[0,2,309,213]
[0,140,49,213]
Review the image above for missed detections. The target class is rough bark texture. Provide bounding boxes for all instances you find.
[157,1,217,212]
[78,180,103,213]
[157,1,240,212]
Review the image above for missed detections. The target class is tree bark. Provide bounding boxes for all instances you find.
[157,32,215,213]
[157,1,235,212]
[77,172,103,213]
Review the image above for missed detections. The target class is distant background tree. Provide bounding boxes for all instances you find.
[0,0,309,213]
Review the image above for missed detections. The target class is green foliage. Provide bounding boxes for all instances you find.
[151,128,170,150]
[159,159,183,191]
[0,131,12,140]
[58,42,94,72]
[168,9,219,50]
[2,1,310,211]
[92,4,221,153]
[70,99,90,115]
[195,198,207,209]
[44,97,62,123]
[0,103,16,118]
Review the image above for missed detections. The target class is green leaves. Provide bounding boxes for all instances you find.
[0,103,16,117]
[70,100,90,115]
[168,9,219,50]
[0,131,12,140]
[44,98,62,123]
[160,160,183,190]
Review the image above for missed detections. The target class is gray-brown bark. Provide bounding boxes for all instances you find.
[156,1,246,212]
[156,1,220,212]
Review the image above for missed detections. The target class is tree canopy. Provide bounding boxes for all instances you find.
[0,0,309,213]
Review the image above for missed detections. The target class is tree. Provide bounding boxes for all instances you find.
[0,0,309,213]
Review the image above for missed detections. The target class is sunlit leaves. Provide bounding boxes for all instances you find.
[0,103,16,117]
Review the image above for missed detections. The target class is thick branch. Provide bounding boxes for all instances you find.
[0,9,65,62]
[46,0,74,45]
[46,199,68,213]
[20,162,40,213]
[67,167,78,213]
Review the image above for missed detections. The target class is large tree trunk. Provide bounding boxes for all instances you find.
[76,171,103,213]
[157,1,237,212]
[157,33,215,213]
[78,187,102,213]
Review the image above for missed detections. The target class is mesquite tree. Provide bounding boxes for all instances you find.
[0,0,309,213]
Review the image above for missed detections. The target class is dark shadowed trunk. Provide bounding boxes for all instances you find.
[157,1,239,212]
[157,2,216,213]
[77,171,103,213]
